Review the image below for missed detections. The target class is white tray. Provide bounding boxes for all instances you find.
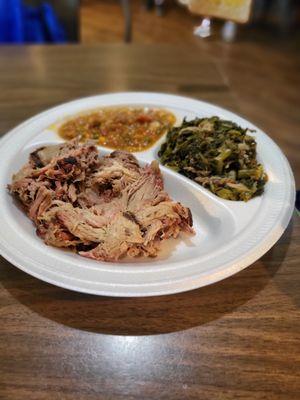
[0,93,295,296]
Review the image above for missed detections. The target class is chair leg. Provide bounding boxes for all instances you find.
[120,0,132,42]
[277,0,293,34]
[155,0,165,16]
[194,18,212,38]
[145,0,154,11]
[221,21,238,42]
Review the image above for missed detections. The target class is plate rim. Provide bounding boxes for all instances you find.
[0,92,296,296]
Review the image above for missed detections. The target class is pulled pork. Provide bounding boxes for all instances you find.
[8,140,194,261]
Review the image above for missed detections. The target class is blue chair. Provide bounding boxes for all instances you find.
[0,0,71,43]
[26,0,79,42]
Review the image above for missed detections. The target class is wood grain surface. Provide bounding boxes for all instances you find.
[81,0,300,186]
[0,45,299,400]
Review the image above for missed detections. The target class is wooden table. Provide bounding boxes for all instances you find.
[0,45,299,400]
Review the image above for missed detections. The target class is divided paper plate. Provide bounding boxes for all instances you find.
[0,93,295,296]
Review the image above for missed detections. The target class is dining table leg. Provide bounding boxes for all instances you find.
[120,0,132,42]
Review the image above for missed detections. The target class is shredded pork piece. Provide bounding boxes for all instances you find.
[8,140,194,262]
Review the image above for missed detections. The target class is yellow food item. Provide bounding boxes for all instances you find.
[185,0,252,23]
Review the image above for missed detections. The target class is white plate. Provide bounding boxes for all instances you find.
[0,93,295,296]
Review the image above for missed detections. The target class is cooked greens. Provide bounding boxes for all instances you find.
[158,116,268,201]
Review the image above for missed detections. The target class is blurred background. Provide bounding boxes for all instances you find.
[0,0,299,183]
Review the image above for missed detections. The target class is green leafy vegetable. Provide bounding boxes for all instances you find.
[158,116,268,201]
